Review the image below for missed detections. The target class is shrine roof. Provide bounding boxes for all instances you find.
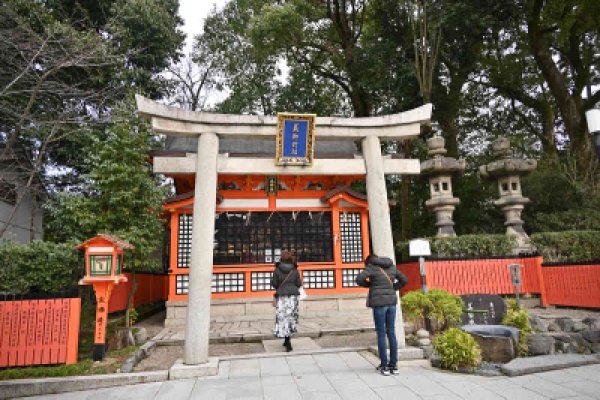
[321,185,367,202]
[75,233,135,250]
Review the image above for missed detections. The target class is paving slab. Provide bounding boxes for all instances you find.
[262,337,320,353]
[229,358,260,378]
[508,375,580,398]
[501,354,600,376]
[0,370,168,400]
[155,314,375,345]
[263,383,302,400]
[154,378,196,400]
[169,357,219,380]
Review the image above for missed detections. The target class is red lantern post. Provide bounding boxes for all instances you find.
[76,234,134,361]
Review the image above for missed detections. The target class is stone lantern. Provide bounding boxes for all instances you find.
[420,136,466,237]
[479,138,537,252]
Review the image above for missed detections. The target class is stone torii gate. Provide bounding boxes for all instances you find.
[136,95,432,366]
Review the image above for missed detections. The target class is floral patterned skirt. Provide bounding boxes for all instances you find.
[273,295,299,338]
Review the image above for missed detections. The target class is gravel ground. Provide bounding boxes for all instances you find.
[133,310,166,339]
[134,342,265,372]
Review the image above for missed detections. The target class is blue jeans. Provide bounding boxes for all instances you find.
[373,305,398,367]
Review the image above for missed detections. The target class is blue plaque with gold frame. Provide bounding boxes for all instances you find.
[275,113,316,166]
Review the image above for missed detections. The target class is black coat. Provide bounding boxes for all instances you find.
[271,261,301,296]
[356,256,408,307]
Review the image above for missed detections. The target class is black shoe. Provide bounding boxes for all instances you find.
[387,365,398,375]
[376,365,390,376]
[285,342,293,352]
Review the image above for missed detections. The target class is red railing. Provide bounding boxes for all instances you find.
[397,256,547,305]
[108,272,168,313]
[398,256,600,308]
[0,298,80,367]
[542,263,600,308]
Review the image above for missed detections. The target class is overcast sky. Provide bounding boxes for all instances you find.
[179,0,228,54]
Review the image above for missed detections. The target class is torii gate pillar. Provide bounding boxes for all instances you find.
[185,132,219,365]
[363,135,406,348]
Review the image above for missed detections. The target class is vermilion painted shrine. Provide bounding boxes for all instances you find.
[136,95,432,365]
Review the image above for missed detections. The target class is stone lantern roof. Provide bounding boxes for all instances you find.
[479,137,537,179]
[420,136,466,176]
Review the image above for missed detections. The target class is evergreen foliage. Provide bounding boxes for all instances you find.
[397,234,516,261]
[0,241,81,294]
[531,231,600,263]
[432,328,482,371]
[502,299,533,356]
[402,289,464,332]
[45,101,167,272]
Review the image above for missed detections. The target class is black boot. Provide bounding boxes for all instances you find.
[284,337,292,352]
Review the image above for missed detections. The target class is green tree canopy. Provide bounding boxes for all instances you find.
[45,101,167,271]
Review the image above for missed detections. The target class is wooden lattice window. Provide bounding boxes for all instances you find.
[176,274,189,294]
[213,211,333,265]
[211,273,245,293]
[176,273,245,294]
[251,271,274,292]
[342,268,362,288]
[177,214,193,268]
[340,212,363,263]
[302,269,335,289]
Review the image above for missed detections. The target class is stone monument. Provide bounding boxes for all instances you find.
[479,137,537,252]
[420,136,466,237]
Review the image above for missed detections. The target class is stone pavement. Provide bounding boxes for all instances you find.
[155,314,376,344]
[19,351,600,400]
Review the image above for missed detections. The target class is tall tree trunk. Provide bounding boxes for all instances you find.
[527,0,590,164]
[400,176,412,242]
[539,104,558,161]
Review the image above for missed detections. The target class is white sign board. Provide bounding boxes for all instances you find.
[409,239,431,257]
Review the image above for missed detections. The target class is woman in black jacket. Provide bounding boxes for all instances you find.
[356,254,408,375]
[271,250,302,352]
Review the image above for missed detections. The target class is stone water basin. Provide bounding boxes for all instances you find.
[461,325,520,363]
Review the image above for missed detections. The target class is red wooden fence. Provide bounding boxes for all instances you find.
[108,272,168,313]
[542,263,600,308]
[398,256,548,305]
[0,298,80,367]
[398,256,600,308]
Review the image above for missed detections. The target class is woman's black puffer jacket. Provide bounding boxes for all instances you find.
[356,256,408,307]
[271,261,301,296]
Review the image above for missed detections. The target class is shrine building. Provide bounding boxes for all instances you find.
[136,96,431,366]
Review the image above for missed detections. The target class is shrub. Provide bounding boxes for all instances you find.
[401,291,432,322]
[531,230,600,263]
[432,328,481,371]
[426,289,464,329]
[501,299,533,356]
[0,241,82,294]
[396,234,516,261]
[402,289,463,332]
